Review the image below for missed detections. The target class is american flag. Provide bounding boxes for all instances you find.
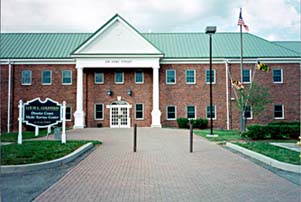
[237,9,249,31]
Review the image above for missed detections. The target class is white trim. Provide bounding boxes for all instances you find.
[61,70,72,85]
[41,70,52,85]
[114,71,124,84]
[0,59,75,65]
[242,69,251,84]
[274,104,285,119]
[225,60,230,130]
[186,105,196,119]
[94,72,104,84]
[272,68,283,83]
[166,69,176,85]
[166,105,177,120]
[94,103,104,120]
[206,105,217,120]
[135,103,144,120]
[21,70,32,85]
[205,69,216,84]
[185,69,196,84]
[65,106,72,121]
[135,71,144,84]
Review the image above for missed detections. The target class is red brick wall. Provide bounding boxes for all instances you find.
[84,68,153,128]
[160,64,228,129]
[0,62,300,132]
[5,64,77,131]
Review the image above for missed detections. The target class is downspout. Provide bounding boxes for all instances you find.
[7,59,12,133]
[225,59,230,130]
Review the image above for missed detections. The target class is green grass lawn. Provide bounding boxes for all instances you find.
[234,142,300,165]
[1,140,101,165]
[194,129,243,142]
[1,130,50,142]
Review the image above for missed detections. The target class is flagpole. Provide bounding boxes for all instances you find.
[239,8,245,132]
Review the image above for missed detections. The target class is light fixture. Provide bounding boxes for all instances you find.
[107,89,112,96]
[205,26,218,137]
[127,89,132,96]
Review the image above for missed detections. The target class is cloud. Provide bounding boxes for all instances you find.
[1,0,300,40]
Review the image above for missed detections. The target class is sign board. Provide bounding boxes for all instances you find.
[23,98,62,128]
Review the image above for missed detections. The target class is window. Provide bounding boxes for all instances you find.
[21,70,32,85]
[115,71,124,84]
[244,106,252,119]
[166,69,176,84]
[206,105,216,120]
[206,69,216,84]
[273,69,283,83]
[135,104,144,120]
[95,72,104,84]
[94,104,104,120]
[42,70,52,85]
[65,106,72,121]
[135,71,144,84]
[242,69,251,83]
[62,70,72,85]
[274,104,284,119]
[186,105,196,119]
[186,69,196,84]
[166,106,176,120]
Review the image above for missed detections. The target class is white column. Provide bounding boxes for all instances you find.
[151,64,161,128]
[74,66,85,128]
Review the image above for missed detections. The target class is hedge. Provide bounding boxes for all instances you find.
[243,123,300,140]
[176,118,208,129]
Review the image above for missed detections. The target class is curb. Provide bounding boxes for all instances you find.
[226,142,301,174]
[0,143,93,174]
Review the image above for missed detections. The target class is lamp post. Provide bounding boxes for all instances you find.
[205,26,218,137]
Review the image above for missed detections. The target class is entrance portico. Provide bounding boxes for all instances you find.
[71,14,163,128]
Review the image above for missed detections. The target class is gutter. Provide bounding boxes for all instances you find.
[7,59,12,133]
[225,60,230,130]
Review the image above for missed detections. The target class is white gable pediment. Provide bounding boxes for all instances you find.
[73,15,162,56]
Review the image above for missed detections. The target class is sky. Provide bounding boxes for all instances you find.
[1,0,300,41]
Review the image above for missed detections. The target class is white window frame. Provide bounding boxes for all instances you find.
[186,69,196,84]
[115,71,124,84]
[135,103,144,120]
[242,69,251,84]
[135,71,144,84]
[274,104,284,119]
[186,105,196,119]
[95,72,104,84]
[206,105,217,120]
[65,106,72,121]
[244,106,253,120]
[166,105,177,120]
[94,103,104,120]
[41,70,52,85]
[62,70,72,85]
[166,69,176,84]
[21,70,32,85]
[205,69,216,84]
[272,69,283,84]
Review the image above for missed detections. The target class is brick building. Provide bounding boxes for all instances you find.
[0,14,300,132]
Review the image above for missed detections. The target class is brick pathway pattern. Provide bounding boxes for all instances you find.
[34,128,300,202]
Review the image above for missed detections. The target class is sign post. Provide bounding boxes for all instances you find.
[61,101,66,144]
[18,100,23,144]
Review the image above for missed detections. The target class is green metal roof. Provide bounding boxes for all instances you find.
[273,41,301,55]
[0,32,299,59]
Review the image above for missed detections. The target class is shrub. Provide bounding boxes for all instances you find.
[177,118,189,128]
[268,121,300,126]
[244,124,300,140]
[192,118,208,129]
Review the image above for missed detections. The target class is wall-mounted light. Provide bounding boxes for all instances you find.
[127,89,132,96]
[107,89,112,96]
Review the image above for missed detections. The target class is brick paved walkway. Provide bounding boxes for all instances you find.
[34,128,300,202]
